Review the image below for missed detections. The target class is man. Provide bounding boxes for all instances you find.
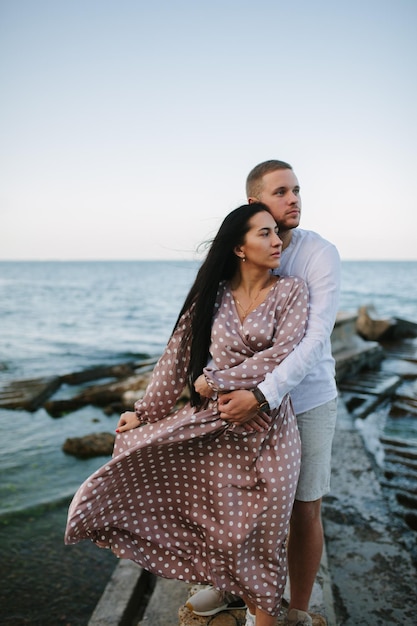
[186,160,340,626]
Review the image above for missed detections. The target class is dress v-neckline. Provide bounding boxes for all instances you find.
[228,278,279,326]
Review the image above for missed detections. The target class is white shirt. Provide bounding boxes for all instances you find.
[258,228,340,414]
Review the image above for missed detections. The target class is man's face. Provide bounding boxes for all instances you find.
[252,169,301,232]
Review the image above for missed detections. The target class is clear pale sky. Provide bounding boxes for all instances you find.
[1,0,416,261]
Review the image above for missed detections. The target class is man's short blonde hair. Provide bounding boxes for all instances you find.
[246,159,293,199]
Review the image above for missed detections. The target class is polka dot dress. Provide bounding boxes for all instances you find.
[65,277,308,616]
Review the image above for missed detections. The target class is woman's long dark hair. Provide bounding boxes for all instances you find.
[173,202,271,406]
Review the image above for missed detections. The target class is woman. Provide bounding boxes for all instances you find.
[65,204,308,626]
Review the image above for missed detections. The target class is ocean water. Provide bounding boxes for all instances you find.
[339,260,417,321]
[0,260,199,625]
[1,259,417,624]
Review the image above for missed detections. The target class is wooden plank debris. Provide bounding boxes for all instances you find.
[381,340,417,363]
[0,376,61,411]
[0,358,159,414]
[60,358,159,385]
[338,371,401,396]
[338,371,402,419]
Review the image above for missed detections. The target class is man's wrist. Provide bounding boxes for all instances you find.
[252,387,271,413]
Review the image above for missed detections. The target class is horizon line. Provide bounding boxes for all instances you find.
[1,258,417,263]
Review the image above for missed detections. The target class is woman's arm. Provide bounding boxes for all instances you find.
[116,311,192,432]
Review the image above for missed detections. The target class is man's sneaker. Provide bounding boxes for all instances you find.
[286,608,313,625]
[185,586,246,616]
[245,608,256,625]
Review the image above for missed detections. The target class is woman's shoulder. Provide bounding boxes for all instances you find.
[272,275,309,301]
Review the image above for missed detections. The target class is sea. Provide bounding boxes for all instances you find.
[1,259,417,625]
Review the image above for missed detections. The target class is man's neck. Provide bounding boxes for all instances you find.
[279,229,293,250]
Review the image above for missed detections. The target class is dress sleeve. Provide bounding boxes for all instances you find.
[134,311,191,423]
[203,278,308,392]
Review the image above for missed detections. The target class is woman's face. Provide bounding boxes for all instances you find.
[236,211,283,270]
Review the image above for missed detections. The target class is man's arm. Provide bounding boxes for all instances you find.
[219,241,340,422]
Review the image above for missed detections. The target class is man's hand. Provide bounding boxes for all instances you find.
[218,390,272,432]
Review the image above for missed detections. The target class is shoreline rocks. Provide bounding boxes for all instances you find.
[63,432,116,458]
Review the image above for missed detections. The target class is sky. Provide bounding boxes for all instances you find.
[1,0,416,261]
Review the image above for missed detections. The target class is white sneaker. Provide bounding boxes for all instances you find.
[185,586,246,616]
[245,608,256,626]
[286,608,313,625]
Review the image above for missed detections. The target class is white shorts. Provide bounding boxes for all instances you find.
[295,398,338,502]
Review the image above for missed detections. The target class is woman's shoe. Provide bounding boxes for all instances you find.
[185,586,245,616]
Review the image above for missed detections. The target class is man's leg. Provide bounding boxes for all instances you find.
[287,498,323,612]
[286,398,337,622]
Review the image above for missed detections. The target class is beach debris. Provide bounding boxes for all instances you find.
[356,305,395,340]
[0,376,61,411]
[356,305,417,341]
[44,372,153,417]
[338,371,401,419]
[331,311,384,380]
[59,362,139,384]
[62,432,115,458]
[0,358,158,414]
[380,337,417,363]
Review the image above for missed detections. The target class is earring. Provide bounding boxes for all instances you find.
[241,255,246,262]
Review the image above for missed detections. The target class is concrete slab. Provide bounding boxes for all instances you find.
[137,578,189,626]
[322,398,417,625]
[88,560,152,626]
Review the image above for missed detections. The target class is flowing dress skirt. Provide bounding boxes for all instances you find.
[65,395,300,615]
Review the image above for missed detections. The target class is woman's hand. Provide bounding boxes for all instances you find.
[218,390,272,432]
[116,411,140,433]
[194,374,213,398]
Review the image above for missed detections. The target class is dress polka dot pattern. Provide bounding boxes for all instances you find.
[65,277,308,616]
